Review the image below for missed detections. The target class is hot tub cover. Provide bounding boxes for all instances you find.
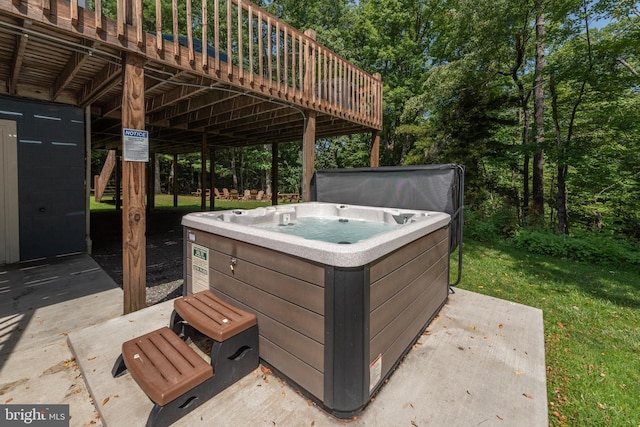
[310,164,464,285]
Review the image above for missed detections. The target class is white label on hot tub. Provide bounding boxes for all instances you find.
[191,243,209,292]
[370,354,382,393]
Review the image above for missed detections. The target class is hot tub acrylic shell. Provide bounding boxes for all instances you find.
[182,203,451,417]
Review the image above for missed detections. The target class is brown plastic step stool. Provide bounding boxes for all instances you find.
[112,290,259,427]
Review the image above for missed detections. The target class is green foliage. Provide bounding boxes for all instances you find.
[315,135,372,170]
[465,200,640,268]
[512,229,640,267]
[464,207,520,242]
[277,142,302,193]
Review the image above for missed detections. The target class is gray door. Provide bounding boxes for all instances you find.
[0,119,19,264]
[0,98,86,261]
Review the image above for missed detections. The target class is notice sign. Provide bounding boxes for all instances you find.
[191,243,209,291]
[123,128,149,162]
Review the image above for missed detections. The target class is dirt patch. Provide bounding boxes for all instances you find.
[90,209,191,304]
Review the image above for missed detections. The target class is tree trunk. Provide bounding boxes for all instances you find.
[231,147,238,190]
[264,144,272,195]
[552,10,594,235]
[522,107,530,217]
[532,6,546,220]
[511,29,531,218]
[556,165,569,234]
[168,158,175,191]
[550,73,569,235]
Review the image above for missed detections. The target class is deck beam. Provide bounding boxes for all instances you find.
[8,19,30,95]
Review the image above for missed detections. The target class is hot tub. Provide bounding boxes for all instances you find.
[182,202,451,418]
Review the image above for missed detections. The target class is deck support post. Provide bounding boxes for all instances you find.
[214,149,216,211]
[148,152,155,210]
[115,152,121,210]
[302,29,317,202]
[302,111,316,202]
[173,154,179,208]
[271,143,279,205]
[370,130,380,167]
[201,133,207,211]
[85,106,93,255]
[121,52,147,314]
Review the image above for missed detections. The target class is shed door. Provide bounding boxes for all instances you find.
[17,107,86,260]
[0,119,19,264]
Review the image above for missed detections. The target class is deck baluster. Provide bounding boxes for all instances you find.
[202,0,208,69]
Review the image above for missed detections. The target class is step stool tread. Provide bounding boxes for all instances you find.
[122,327,213,406]
[174,290,257,341]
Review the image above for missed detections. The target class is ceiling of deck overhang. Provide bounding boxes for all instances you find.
[0,13,373,155]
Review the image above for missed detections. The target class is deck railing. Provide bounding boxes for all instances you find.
[5,0,382,129]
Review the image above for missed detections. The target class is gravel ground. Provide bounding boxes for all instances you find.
[145,279,184,305]
[90,209,190,305]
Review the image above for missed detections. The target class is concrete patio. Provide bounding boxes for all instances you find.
[1,255,548,426]
[0,254,122,425]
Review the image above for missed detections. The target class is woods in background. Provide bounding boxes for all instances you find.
[94,0,639,241]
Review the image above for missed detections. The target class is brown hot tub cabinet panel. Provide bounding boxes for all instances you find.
[182,203,451,418]
[186,232,327,400]
[369,228,450,380]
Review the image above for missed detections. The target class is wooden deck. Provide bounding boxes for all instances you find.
[0,0,382,153]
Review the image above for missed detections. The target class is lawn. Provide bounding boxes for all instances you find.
[457,239,640,426]
[90,193,273,211]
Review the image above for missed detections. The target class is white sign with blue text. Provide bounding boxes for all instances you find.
[191,243,209,292]
[122,128,149,162]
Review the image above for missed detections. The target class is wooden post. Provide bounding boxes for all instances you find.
[115,153,121,211]
[214,150,216,211]
[302,112,316,202]
[121,52,147,314]
[271,143,278,205]
[148,152,155,210]
[370,130,380,167]
[302,29,317,202]
[172,153,178,208]
[200,134,207,211]
[85,106,92,255]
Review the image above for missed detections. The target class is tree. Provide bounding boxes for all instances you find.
[547,1,640,236]
[400,0,542,210]
[531,0,546,221]
[342,0,442,165]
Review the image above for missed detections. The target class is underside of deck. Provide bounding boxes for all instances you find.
[0,0,382,154]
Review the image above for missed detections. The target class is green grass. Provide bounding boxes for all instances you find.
[90,193,273,211]
[456,239,640,426]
